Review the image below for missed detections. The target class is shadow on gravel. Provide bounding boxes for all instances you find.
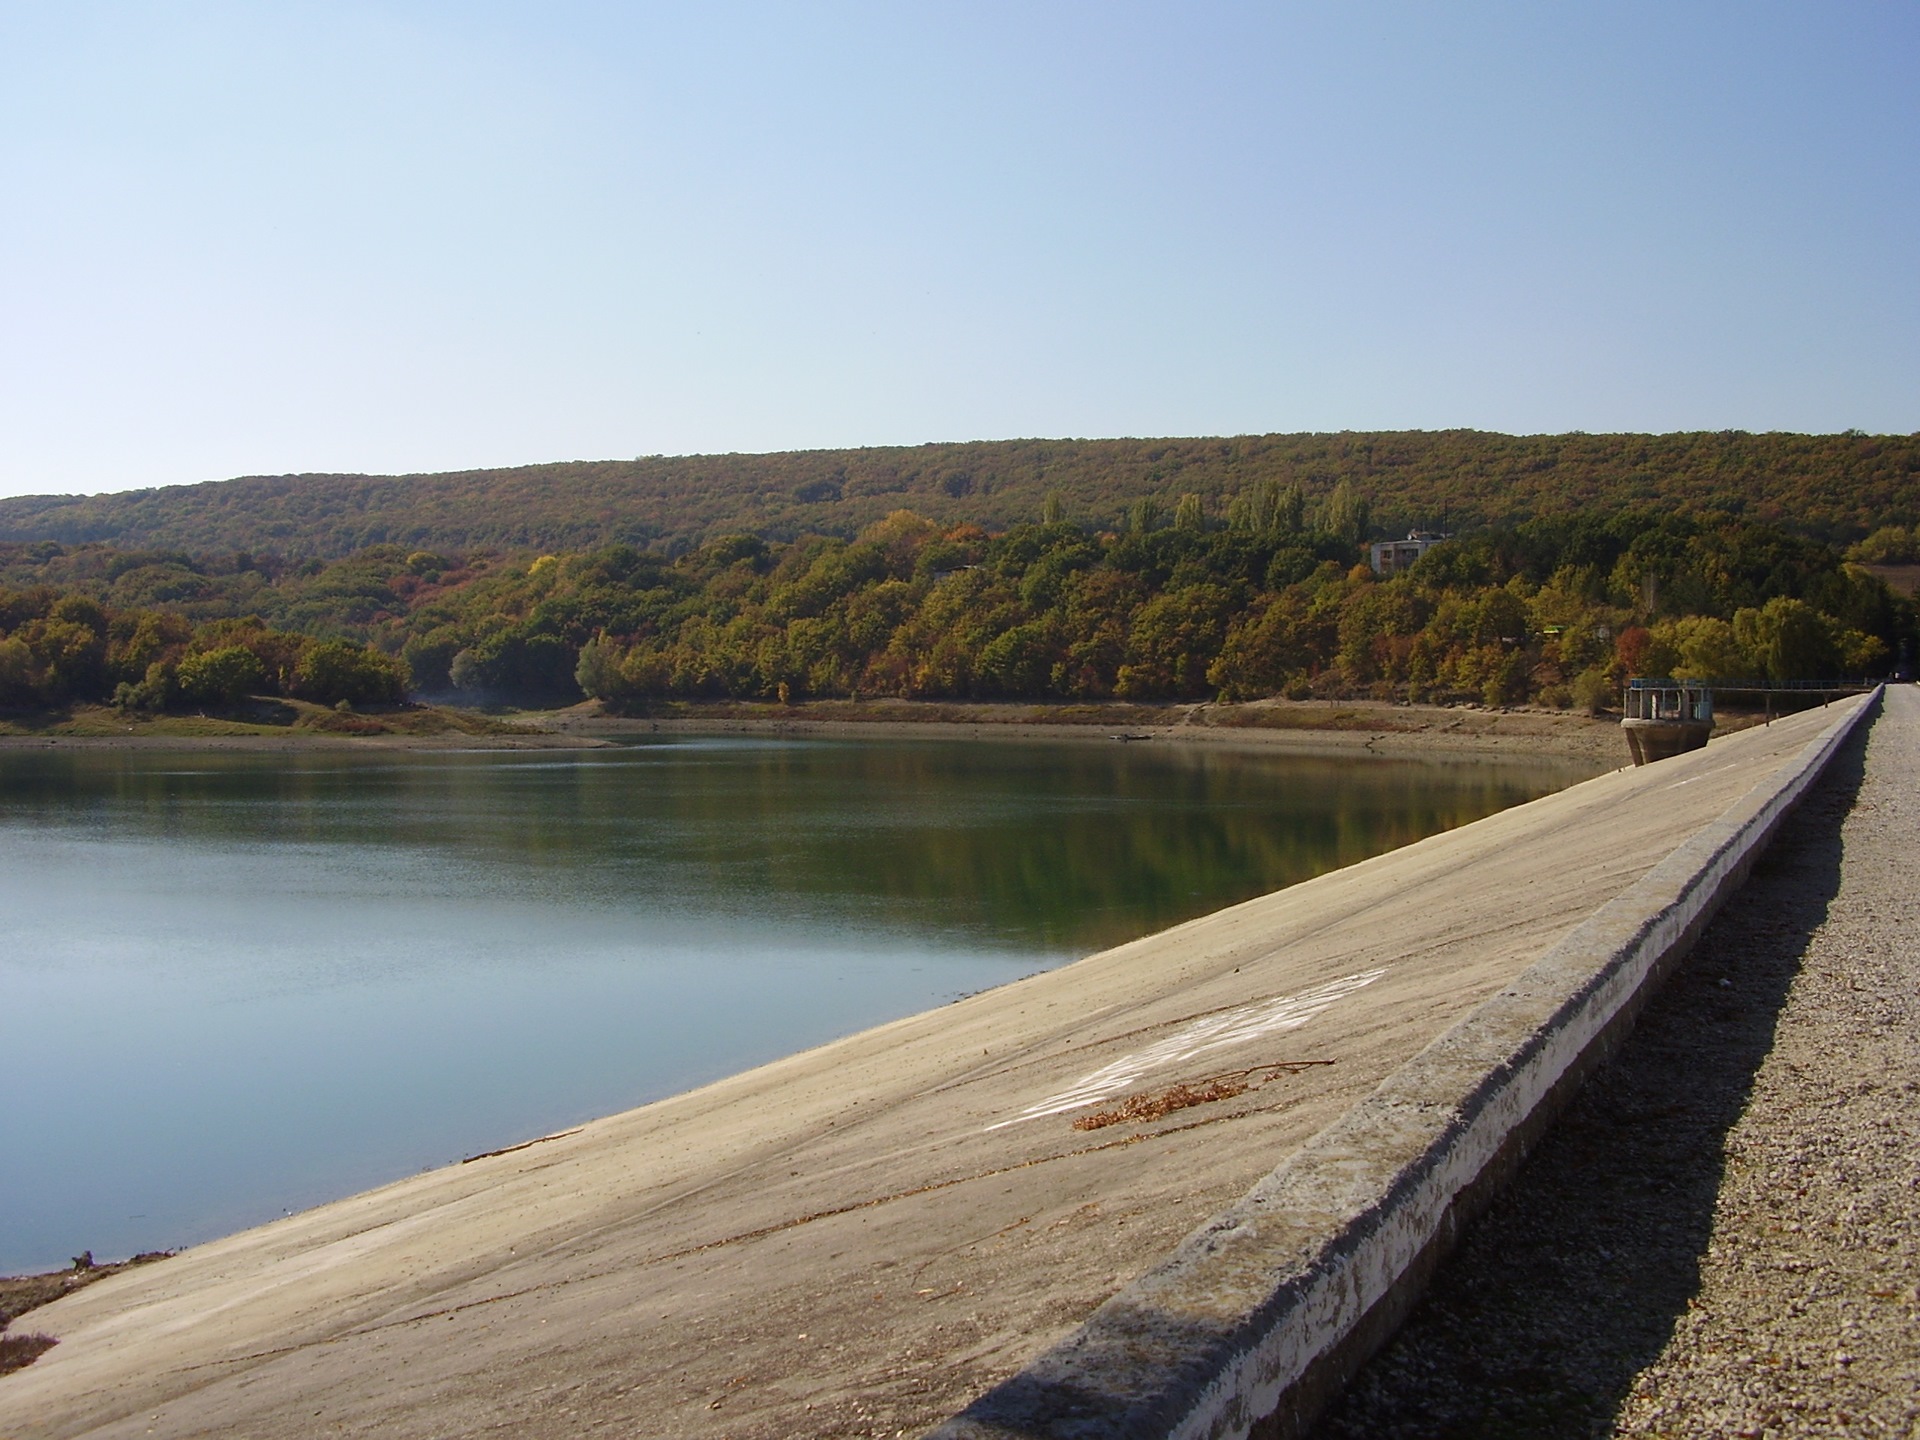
[1310,720,1873,1440]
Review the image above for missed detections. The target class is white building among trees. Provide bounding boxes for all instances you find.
[1369,531,1447,576]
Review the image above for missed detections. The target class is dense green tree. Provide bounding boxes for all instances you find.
[1317,480,1372,548]
[1731,598,1866,683]
[0,637,36,706]
[1849,524,1919,564]
[176,646,264,707]
[293,640,407,706]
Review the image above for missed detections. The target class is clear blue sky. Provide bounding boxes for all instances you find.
[1,2,1915,498]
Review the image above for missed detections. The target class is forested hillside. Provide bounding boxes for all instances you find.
[3,500,1912,720]
[3,430,1916,560]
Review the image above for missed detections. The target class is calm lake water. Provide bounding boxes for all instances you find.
[0,735,1593,1274]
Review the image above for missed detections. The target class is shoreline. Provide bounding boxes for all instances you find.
[0,729,611,752]
[569,708,1629,765]
[0,697,1643,764]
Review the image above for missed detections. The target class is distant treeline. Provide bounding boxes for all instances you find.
[1,493,1909,717]
[0,590,404,714]
[2,429,1916,561]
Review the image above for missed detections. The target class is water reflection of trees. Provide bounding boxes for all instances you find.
[0,742,1591,953]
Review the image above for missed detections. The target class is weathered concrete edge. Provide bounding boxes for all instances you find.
[928,690,1882,1440]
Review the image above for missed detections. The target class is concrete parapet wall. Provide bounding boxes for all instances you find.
[930,689,1882,1440]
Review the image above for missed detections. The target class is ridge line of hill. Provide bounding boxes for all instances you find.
[3,430,1915,562]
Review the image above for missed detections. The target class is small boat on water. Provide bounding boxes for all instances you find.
[1621,678,1715,765]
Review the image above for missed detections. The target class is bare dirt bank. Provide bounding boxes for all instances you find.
[1,696,1644,763]
[0,730,609,752]
[0,701,613,751]
[533,696,1640,766]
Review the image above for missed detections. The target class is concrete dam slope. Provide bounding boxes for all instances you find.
[0,697,1872,1440]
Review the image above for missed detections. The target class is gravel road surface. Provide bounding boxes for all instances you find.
[1315,687,1920,1439]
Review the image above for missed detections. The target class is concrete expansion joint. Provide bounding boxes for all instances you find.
[928,689,1881,1440]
